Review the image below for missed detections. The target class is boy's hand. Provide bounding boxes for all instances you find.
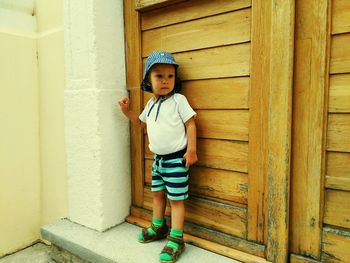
[183,150,198,168]
[118,97,130,113]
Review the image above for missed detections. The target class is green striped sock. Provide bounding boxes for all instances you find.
[160,228,183,261]
[138,218,164,241]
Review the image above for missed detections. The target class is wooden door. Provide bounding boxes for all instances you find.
[290,0,350,262]
[124,1,294,262]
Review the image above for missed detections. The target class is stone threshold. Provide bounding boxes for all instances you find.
[41,218,239,263]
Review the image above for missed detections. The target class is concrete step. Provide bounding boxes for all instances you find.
[41,219,240,263]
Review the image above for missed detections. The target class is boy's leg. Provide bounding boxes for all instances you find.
[153,190,167,219]
[138,190,168,242]
[169,200,185,230]
[139,154,168,242]
[160,200,185,262]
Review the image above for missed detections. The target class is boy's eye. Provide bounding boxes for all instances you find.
[168,74,174,78]
[156,74,163,78]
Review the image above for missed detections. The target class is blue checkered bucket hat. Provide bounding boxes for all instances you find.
[141,51,181,93]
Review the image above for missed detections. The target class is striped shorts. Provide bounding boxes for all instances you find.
[151,148,189,201]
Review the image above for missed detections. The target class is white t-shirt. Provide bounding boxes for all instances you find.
[139,93,196,155]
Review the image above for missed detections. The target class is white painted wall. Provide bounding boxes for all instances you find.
[0,0,40,256]
[64,0,130,231]
[36,0,68,226]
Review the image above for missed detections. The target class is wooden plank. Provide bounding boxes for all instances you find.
[142,44,250,81]
[141,0,251,31]
[325,176,350,191]
[248,0,271,243]
[190,166,248,205]
[176,44,250,80]
[142,187,247,238]
[124,0,144,207]
[127,212,268,261]
[290,38,314,255]
[266,0,294,262]
[196,110,249,141]
[327,114,350,152]
[290,254,320,263]
[144,137,248,172]
[326,152,350,191]
[329,74,350,113]
[326,152,350,177]
[322,227,350,262]
[324,189,350,229]
[135,0,186,11]
[182,77,249,109]
[197,138,248,173]
[330,33,350,74]
[290,0,329,255]
[142,9,251,56]
[331,0,350,35]
[144,159,248,204]
[143,77,250,109]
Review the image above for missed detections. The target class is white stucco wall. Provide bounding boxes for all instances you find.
[64,0,130,231]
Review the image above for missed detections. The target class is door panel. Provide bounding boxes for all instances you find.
[125,0,294,261]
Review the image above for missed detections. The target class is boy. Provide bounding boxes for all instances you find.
[118,50,197,263]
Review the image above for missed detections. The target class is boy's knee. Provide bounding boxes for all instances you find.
[169,199,184,206]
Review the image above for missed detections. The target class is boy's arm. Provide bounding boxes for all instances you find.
[123,110,146,129]
[184,117,198,168]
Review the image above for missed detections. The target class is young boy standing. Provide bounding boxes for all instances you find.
[118,51,197,263]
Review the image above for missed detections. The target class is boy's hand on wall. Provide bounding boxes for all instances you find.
[118,97,130,114]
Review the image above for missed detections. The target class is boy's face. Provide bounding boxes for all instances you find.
[149,64,175,96]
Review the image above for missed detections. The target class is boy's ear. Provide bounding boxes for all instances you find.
[146,80,152,87]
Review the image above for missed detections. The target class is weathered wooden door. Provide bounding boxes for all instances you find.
[290,0,350,262]
[124,1,294,262]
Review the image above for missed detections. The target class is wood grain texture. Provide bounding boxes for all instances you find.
[330,33,350,74]
[135,0,186,11]
[327,114,350,152]
[331,0,350,35]
[266,0,294,262]
[326,152,350,177]
[141,0,251,30]
[144,159,248,204]
[248,0,270,244]
[325,176,350,191]
[197,138,248,173]
[289,0,330,257]
[324,189,350,229]
[290,254,320,263]
[142,187,247,238]
[196,109,249,141]
[124,0,144,207]
[322,227,350,262]
[329,74,350,113]
[325,152,350,191]
[144,137,248,172]
[142,9,251,56]
[127,211,267,261]
[143,77,250,109]
[146,44,250,81]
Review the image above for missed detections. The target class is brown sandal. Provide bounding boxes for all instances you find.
[160,235,185,263]
[139,221,169,243]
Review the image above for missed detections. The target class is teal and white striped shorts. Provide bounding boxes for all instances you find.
[151,149,189,201]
